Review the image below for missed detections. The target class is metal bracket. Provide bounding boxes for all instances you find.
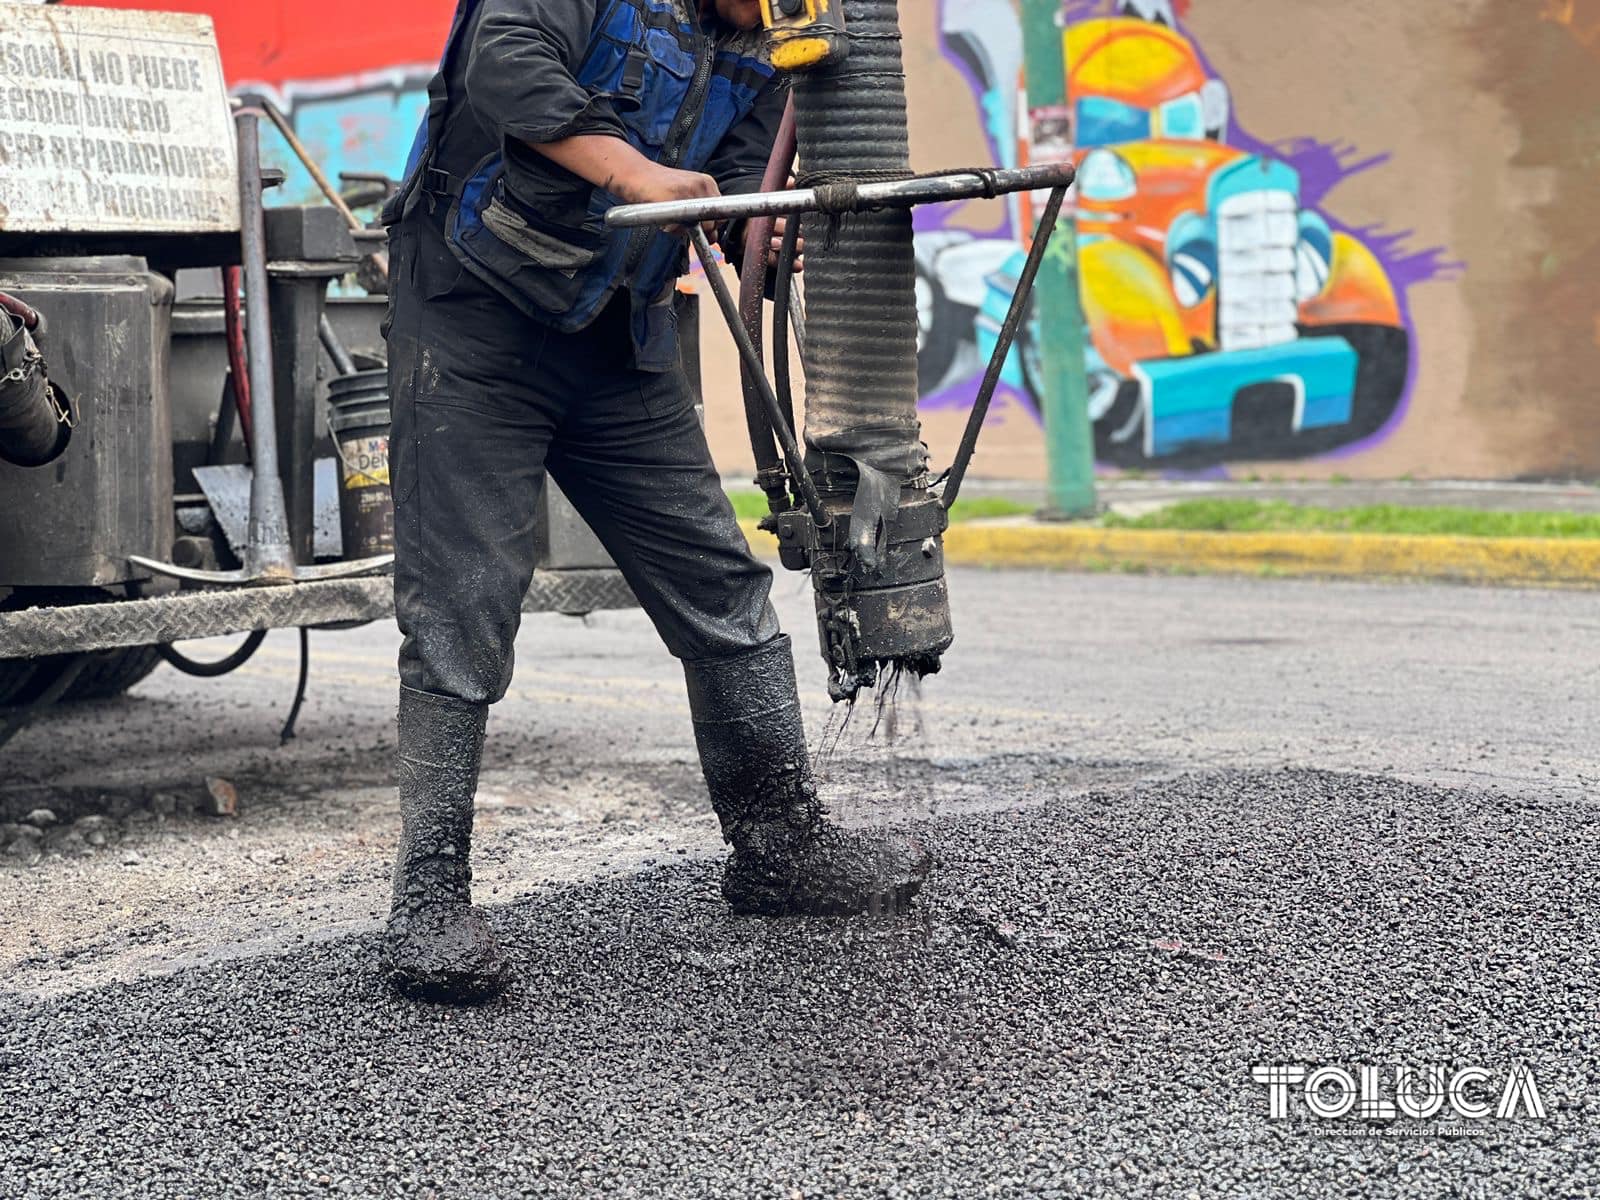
[940,184,1071,510]
[631,164,1073,702]
[130,106,393,590]
[127,554,394,587]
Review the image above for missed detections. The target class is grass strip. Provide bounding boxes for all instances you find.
[1103,500,1600,540]
[726,490,1033,524]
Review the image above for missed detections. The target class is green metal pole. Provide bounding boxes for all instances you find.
[1021,0,1098,518]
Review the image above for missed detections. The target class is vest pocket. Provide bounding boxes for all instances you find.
[481,198,600,277]
[632,29,697,150]
[501,144,604,246]
[454,157,615,320]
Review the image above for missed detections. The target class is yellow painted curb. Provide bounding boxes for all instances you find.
[737,519,1600,588]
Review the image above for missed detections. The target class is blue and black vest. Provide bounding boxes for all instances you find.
[392,0,774,371]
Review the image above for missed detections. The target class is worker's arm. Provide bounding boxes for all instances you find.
[531,136,720,210]
[466,0,721,221]
[465,0,624,146]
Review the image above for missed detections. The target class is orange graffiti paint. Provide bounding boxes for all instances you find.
[1540,0,1600,57]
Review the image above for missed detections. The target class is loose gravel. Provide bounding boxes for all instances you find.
[2,768,1594,1198]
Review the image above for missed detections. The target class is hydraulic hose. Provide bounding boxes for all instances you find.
[0,291,41,331]
[737,97,798,512]
[221,265,254,451]
[158,630,268,678]
[0,307,71,469]
[279,627,309,744]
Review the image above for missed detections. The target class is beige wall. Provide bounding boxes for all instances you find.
[698,0,1600,483]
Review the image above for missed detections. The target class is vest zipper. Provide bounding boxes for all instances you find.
[623,32,718,275]
[663,36,717,172]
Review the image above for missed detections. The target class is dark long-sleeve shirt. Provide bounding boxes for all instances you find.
[434,0,784,205]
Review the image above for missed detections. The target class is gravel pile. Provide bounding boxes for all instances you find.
[1,769,1593,1198]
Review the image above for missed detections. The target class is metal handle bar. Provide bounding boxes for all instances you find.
[605,162,1076,230]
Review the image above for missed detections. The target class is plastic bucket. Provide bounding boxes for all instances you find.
[326,369,394,559]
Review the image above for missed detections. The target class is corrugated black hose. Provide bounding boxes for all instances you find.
[791,0,927,496]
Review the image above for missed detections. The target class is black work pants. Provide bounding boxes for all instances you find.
[385,217,780,705]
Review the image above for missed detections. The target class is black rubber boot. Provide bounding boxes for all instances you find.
[382,686,508,1003]
[685,636,931,916]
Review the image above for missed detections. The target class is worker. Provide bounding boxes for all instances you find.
[381,0,930,1003]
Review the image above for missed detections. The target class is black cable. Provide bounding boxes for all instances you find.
[279,626,309,744]
[690,226,832,530]
[158,629,267,678]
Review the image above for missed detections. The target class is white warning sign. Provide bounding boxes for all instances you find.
[0,4,239,234]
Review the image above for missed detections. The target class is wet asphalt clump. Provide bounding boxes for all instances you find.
[1,768,1594,1198]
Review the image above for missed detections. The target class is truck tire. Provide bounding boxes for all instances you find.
[0,661,42,705]
[2,646,163,706]
[59,646,164,701]
[0,588,164,704]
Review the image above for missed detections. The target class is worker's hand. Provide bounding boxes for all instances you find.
[769,216,805,274]
[611,161,719,207]
[611,161,721,237]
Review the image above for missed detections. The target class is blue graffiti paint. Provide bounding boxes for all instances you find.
[255,77,432,208]
[1134,338,1357,457]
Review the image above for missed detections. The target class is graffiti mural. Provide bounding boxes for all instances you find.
[922,0,1459,468]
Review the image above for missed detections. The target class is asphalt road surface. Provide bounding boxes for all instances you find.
[2,570,1595,1197]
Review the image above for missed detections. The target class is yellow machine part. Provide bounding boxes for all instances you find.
[760,0,848,71]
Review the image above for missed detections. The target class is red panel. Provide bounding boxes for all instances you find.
[62,0,453,84]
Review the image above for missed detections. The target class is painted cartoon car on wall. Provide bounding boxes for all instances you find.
[1068,135,1409,464]
[932,1,1412,466]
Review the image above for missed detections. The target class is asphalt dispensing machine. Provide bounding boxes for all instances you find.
[610,0,1075,701]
